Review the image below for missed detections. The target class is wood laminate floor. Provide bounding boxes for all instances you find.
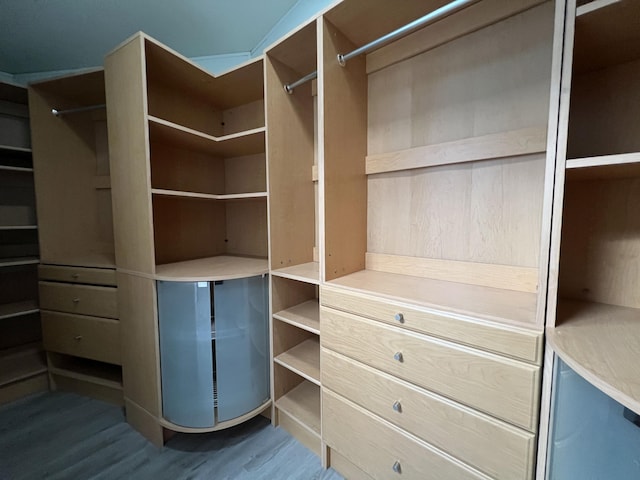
[0,392,343,480]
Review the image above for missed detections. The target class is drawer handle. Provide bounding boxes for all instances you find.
[72,273,79,279]
[392,401,402,413]
[72,298,80,303]
[392,461,402,474]
[395,313,404,323]
[74,335,83,341]
[393,352,404,363]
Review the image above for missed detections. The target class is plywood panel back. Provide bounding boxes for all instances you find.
[368,154,546,267]
[266,56,316,270]
[225,200,268,258]
[225,153,266,194]
[559,177,640,309]
[321,18,368,281]
[222,99,265,135]
[367,2,554,156]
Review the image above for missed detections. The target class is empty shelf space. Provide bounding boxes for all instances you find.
[328,269,539,328]
[274,338,320,385]
[0,257,39,268]
[566,152,640,179]
[272,262,320,285]
[275,380,321,436]
[154,255,268,281]
[0,344,47,387]
[548,299,640,415]
[48,355,122,390]
[0,300,39,320]
[273,300,320,335]
[0,225,37,231]
[148,116,265,158]
[151,188,267,201]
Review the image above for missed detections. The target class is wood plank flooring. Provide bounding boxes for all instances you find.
[0,392,343,480]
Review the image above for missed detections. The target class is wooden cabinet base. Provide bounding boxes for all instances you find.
[0,373,49,406]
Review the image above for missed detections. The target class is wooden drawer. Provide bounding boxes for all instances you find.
[322,348,535,480]
[321,306,540,431]
[39,264,117,286]
[39,281,118,319]
[323,389,488,480]
[321,285,542,364]
[42,311,121,365]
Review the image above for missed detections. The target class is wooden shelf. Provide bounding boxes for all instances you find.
[273,299,320,335]
[577,0,624,16]
[0,145,31,154]
[274,338,320,385]
[566,152,640,180]
[151,188,267,201]
[329,269,539,328]
[0,344,46,387]
[0,300,39,320]
[548,299,640,415]
[154,255,268,281]
[275,380,321,436]
[0,165,33,173]
[0,257,39,268]
[48,355,122,390]
[272,262,320,285]
[148,115,265,158]
[0,225,37,231]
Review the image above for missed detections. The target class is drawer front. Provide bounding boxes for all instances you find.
[39,264,117,286]
[42,311,121,365]
[39,281,118,319]
[322,348,535,480]
[321,307,539,431]
[323,389,488,480]
[321,285,542,364]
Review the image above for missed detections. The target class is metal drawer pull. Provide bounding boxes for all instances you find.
[72,298,80,303]
[72,273,79,279]
[74,335,83,341]
[393,401,402,413]
[393,461,402,474]
[395,313,404,323]
[393,352,404,362]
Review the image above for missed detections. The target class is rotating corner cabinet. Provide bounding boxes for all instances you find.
[157,275,270,429]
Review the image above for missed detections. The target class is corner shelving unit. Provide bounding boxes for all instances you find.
[0,81,46,404]
[265,19,323,458]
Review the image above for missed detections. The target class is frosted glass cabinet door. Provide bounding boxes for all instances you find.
[214,275,270,422]
[157,280,215,428]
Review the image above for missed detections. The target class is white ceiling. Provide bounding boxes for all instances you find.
[0,0,299,74]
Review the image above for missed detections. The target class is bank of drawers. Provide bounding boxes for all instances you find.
[321,285,543,480]
[39,265,120,365]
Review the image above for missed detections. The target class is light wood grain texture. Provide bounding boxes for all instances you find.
[151,189,267,200]
[367,0,546,73]
[0,373,48,406]
[0,257,39,267]
[275,380,321,435]
[38,264,116,287]
[366,252,539,293]
[278,409,323,458]
[222,99,265,136]
[566,152,640,179]
[329,449,373,480]
[328,269,538,327]
[321,307,540,431]
[160,400,271,434]
[322,348,535,480]
[367,3,553,156]
[265,55,316,270]
[105,34,156,275]
[576,0,622,15]
[274,338,320,385]
[224,153,267,194]
[41,311,121,365]
[151,255,268,281]
[39,282,117,319]
[0,344,47,386]
[321,18,368,281]
[124,397,164,447]
[367,154,546,269]
[272,262,320,285]
[268,21,317,76]
[323,389,489,480]
[29,72,116,268]
[548,299,640,416]
[50,374,123,406]
[559,177,640,308]
[224,199,269,258]
[273,299,320,335]
[321,285,542,363]
[270,275,317,315]
[0,300,39,320]
[366,126,547,174]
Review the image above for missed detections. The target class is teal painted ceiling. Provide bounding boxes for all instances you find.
[0,0,299,74]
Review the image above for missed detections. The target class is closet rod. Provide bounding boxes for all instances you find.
[51,104,106,117]
[337,0,476,66]
[284,71,317,94]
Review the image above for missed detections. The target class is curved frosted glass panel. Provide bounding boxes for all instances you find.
[214,275,270,422]
[547,358,640,479]
[157,280,215,428]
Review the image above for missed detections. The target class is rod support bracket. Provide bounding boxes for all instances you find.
[284,84,294,94]
[337,54,346,67]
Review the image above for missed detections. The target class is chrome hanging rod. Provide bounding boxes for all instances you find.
[284,70,318,94]
[51,104,106,117]
[337,0,476,66]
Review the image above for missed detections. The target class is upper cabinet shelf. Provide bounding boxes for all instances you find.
[155,255,268,281]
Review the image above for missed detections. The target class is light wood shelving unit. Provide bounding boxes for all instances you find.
[105,33,269,444]
[0,81,46,405]
[545,2,640,468]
